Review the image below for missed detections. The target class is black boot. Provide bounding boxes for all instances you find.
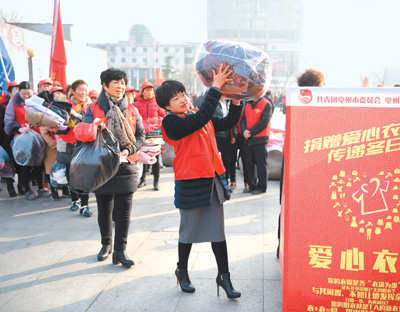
[51,185,60,201]
[112,250,134,268]
[153,176,160,191]
[6,178,17,197]
[98,244,112,261]
[138,179,146,188]
[216,272,241,299]
[175,263,195,293]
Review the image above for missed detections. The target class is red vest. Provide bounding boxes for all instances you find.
[162,113,225,180]
[13,99,40,134]
[91,102,139,163]
[13,99,28,127]
[244,98,271,138]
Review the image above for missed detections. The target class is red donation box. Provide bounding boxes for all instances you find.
[281,87,400,312]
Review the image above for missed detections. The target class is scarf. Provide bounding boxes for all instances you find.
[68,97,86,128]
[104,92,135,149]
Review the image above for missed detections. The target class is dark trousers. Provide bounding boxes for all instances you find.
[19,165,44,191]
[66,164,88,206]
[96,193,134,251]
[216,136,232,182]
[244,143,268,192]
[229,135,248,184]
[141,155,160,181]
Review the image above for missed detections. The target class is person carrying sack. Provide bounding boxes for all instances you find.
[75,68,145,268]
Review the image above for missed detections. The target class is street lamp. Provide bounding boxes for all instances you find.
[27,49,35,86]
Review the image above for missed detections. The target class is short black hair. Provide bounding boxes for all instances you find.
[19,81,32,91]
[100,68,128,87]
[155,80,187,109]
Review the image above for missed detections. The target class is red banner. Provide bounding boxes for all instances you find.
[50,0,67,87]
[281,87,400,312]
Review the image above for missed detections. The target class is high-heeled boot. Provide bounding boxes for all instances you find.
[97,244,112,261]
[175,263,195,293]
[112,250,134,268]
[216,272,241,299]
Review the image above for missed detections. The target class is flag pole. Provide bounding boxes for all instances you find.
[0,50,10,82]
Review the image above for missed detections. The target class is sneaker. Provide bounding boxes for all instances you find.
[38,189,52,198]
[70,201,80,211]
[25,189,38,201]
[80,206,92,217]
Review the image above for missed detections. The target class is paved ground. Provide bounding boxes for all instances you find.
[0,111,285,312]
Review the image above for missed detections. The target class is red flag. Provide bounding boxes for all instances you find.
[362,77,370,87]
[155,67,165,86]
[144,72,148,82]
[50,0,67,88]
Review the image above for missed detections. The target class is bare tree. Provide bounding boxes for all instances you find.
[0,8,23,23]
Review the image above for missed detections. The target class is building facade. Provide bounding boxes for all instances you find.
[89,24,202,92]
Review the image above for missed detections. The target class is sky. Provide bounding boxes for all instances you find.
[1,0,400,87]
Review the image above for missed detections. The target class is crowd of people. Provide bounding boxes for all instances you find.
[0,65,287,300]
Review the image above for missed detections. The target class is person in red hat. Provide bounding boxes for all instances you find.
[88,90,99,103]
[134,81,166,190]
[37,78,53,93]
[50,85,64,100]
[125,86,137,104]
[7,81,19,102]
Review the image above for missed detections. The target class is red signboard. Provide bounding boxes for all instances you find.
[281,87,400,312]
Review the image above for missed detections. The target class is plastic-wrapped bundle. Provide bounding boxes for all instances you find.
[69,128,120,193]
[50,162,68,187]
[0,146,14,178]
[12,130,45,166]
[194,40,272,101]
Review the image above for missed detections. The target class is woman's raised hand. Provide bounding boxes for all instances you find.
[211,64,233,89]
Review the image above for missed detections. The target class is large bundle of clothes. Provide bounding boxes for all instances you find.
[24,92,72,130]
[195,40,272,101]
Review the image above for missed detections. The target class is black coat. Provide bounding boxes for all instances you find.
[82,91,146,195]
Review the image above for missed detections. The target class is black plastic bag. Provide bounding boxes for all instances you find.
[69,128,120,193]
[12,130,45,166]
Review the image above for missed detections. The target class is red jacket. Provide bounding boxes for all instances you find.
[134,96,166,133]
[90,102,139,163]
[162,113,225,181]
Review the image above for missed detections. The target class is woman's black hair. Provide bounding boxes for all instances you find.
[100,68,128,87]
[18,81,32,91]
[71,79,88,91]
[155,80,187,109]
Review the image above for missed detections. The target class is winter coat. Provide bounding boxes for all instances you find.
[162,87,242,209]
[83,90,146,195]
[134,95,166,133]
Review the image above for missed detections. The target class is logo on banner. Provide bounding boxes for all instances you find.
[298,89,313,104]
[329,169,399,240]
